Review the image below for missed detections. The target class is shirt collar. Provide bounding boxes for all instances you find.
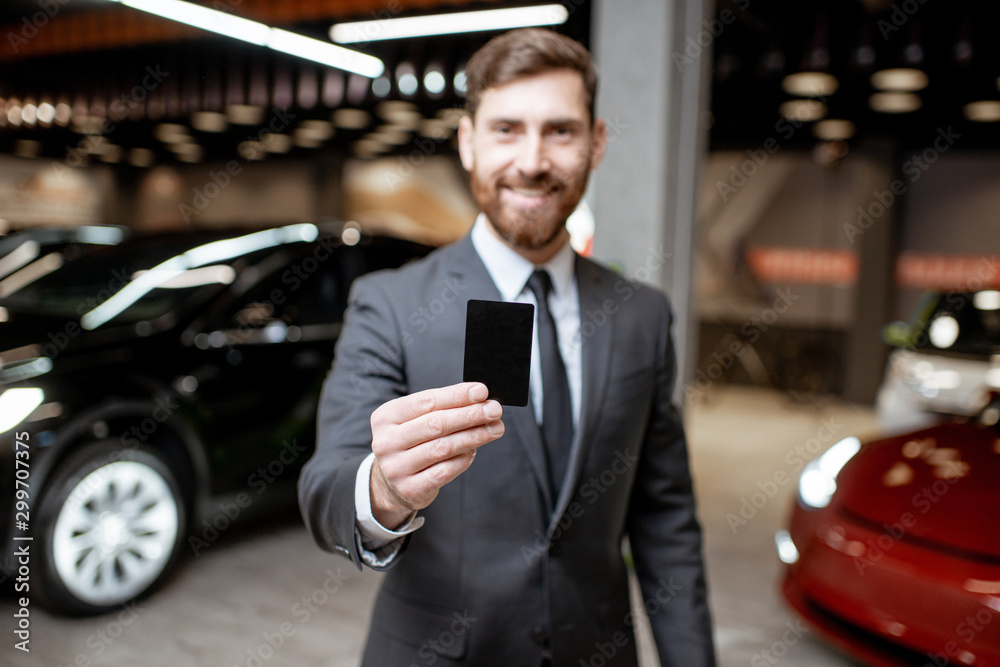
[470,213,576,301]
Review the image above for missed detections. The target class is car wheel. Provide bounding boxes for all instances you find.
[36,442,186,614]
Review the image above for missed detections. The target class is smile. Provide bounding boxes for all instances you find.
[503,186,557,208]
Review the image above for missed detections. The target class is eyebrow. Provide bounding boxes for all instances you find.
[485,117,587,128]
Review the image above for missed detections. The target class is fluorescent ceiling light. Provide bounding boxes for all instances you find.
[869,92,921,113]
[108,0,384,78]
[782,71,838,97]
[871,68,928,92]
[964,100,1000,123]
[330,4,569,44]
[779,99,827,122]
[813,118,856,141]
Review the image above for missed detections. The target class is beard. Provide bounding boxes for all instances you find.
[470,162,590,252]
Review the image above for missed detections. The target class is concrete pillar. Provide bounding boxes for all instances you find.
[590,0,712,403]
[844,139,898,403]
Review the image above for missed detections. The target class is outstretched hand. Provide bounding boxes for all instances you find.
[369,382,504,529]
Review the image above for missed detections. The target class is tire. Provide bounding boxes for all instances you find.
[35,441,187,615]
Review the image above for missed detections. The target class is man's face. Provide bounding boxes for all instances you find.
[458,69,606,256]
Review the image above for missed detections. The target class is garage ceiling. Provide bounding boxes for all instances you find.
[1,0,998,167]
[0,0,591,166]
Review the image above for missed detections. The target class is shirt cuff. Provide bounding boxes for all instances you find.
[355,452,424,559]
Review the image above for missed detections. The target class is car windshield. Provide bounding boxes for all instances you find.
[0,236,229,326]
[915,291,1000,356]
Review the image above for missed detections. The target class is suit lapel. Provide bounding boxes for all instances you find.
[548,257,615,534]
[449,234,554,511]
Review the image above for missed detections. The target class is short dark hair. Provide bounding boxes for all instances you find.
[463,28,598,123]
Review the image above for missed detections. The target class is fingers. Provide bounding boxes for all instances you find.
[373,382,490,427]
[369,382,504,515]
[386,442,485,511]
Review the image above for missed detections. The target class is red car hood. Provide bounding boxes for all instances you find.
[834,421,1000,560]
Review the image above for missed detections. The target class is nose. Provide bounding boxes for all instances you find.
[514,131,548,177]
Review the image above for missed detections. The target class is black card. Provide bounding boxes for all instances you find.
[462,299,534,407]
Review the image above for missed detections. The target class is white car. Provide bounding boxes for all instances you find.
[876,290,1000,434]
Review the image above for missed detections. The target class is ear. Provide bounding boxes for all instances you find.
[589,117,608,170]
[458,115,475,172]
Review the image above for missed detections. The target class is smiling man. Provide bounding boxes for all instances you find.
[299,28,716,667]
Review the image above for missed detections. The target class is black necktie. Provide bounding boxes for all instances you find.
[526,270,573,495]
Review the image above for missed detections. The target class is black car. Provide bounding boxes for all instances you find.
[0,223,430,614]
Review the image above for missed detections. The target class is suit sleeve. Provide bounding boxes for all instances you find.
[626,294,717,667]
[298,275,412,571]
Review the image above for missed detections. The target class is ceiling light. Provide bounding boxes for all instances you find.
[296,119,334,142]
[226,104,264,126]
[871,68,928,92]
[454,70,467,95]
[779,99,827,122]
[398,73,418,96]
[237,141,266,161]
[964,101,1000,123]
[436,108,465,128]
[20,104,38,127]
[420,118,452,140]
[782,71,838,97]
[154,123,191,143]
[129,148,156,167]
[172,142,204,162]
[36,102,55,125]
[372,76,392,98]
[293,132,322,149]
[424,70,446,95]
[191,110,228,132]
[330,4,569,43]
[263,133,292,153]
[869,92,922,113]
[377,100,421,129]
[353,139,389,156]
[107,0,384,78]
[54,102,72,126]
[99,144,124,163]
[813,119,856,141]
[369,127,411,145]
[333,108,371,130]
[7,104,22,127]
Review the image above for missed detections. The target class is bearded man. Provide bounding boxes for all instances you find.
[299,27,716,667]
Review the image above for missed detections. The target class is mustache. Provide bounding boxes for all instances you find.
[498,175,563,194]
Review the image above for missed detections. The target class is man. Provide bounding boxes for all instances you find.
[299,28,716,667]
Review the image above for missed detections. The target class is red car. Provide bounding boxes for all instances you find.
[777,395,1000,666]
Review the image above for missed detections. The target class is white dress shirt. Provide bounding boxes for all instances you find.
[353,214,582,567]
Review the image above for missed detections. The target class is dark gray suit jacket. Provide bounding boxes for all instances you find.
[298,234,716,666]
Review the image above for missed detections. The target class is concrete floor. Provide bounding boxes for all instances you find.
[0,386,877,667]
